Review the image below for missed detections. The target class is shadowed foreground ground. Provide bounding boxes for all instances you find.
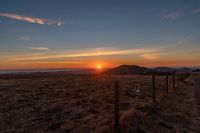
[0,74,200,132]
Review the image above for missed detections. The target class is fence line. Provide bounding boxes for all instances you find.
[113,72,190,130]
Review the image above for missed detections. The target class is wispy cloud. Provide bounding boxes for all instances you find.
[161,11,183,21]
[160,35,193,52]
[20,35,31,41]
[28,47,51,51]
[0,13,64,26]
[189,49,200,54]
[192,8,200,14]
[27,61,84,64]
[175,35,192,46]
[140,54,158,60]
[7,47,162,62]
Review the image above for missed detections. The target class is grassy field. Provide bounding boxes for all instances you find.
[0,74,177,132]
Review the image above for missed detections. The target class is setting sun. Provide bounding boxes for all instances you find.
[97,65,102,70]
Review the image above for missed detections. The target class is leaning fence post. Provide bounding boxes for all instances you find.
[152,74,156,102]
[166,74,169,93]
[114,80,119,132]
[173,72,175,89]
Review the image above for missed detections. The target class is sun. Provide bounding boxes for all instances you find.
[97,65,102,70]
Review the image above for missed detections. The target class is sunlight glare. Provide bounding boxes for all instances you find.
[97,65,102,70]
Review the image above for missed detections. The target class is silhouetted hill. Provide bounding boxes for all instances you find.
[153,67,176,72]
[177,67,193,72]
[104,65,150,75]
[104,65,195,75]
[192,69,200,72]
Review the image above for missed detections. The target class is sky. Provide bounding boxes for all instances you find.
[0,0,200,69]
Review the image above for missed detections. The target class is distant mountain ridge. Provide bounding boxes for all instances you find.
[104,65,194,75]
[152,67,176,72]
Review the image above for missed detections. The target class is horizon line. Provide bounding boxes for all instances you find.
[0,64,199,71]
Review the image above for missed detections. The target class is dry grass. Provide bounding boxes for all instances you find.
[94,74,200,133]
[0,74,178,132]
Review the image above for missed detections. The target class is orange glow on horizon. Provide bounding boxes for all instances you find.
[0,58,200,70]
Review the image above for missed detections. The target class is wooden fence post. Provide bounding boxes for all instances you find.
[180,74,182,82]
[114,80,119,132]
[152,74,156,102]
[177,74,179,85]
[173,72,175,89]
[180,74,182,83]
[166,74,169,93]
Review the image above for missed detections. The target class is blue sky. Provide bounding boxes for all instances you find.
[0,0,200,69]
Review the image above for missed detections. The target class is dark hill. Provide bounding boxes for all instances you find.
[104,65,194,75]
[104,65,150,75]
[153,67,176,72]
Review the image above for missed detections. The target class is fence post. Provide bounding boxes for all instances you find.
[173,72,175,89]
[180,73,182,82]
[114,80,119,132]
[152,74,156,102]
[166,74,169,93]
[177,74,179,85]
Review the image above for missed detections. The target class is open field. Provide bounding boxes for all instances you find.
[0,73,175,132]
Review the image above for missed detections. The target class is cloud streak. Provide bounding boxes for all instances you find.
[189,49,200,54]
[192,8,200,14]
[20,35,31,41]
[0,13,64,26]
[7,47,162,62]
[140,54,158,60]
[161,11,182,21]
[27,61,84,64]
[28,47,51,51]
